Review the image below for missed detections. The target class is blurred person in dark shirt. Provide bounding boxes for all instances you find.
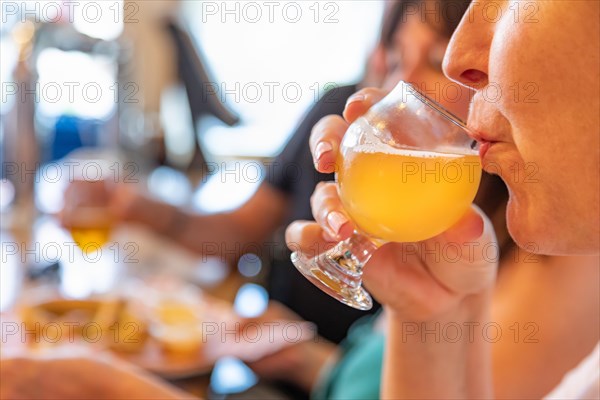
[60,1,415,345]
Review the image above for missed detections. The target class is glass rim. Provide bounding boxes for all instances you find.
[404,82,477,140]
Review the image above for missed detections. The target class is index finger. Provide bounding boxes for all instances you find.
[309,88,390,173]
[309,115,348,173]
[342,87,388,123]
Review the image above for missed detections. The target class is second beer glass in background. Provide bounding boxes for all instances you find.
[60,149,118,253]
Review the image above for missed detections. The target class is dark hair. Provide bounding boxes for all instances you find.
[381,0,471,48]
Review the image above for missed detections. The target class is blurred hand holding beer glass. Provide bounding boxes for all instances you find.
[60,150,117,253]
[291,81,482,310]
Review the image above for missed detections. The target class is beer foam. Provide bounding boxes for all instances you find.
[346,118,476,158]
[353,143,463,159]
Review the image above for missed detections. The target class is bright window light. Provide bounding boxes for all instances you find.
[210,357,258,394]
[160,85,196,167]
[147,166,193,207]
[233,283,268,318]
[192,161,264,213]
[36,48,117,120]
[73,0,124,41]
[0,232,22,312]
[182,0,384,157]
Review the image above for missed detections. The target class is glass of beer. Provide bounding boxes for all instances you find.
[68,206,112,253]
[62,168,113,254]
[291,81,482,310]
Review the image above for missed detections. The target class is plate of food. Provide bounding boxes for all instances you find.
[9,278,315,379]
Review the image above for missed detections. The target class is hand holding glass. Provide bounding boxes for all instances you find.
[63,179,113,253]
[291,81,482,310]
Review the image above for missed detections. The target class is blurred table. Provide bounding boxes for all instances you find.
[1,213,246,398]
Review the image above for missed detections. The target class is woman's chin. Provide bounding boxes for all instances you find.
[506,196,550,255]
[506,197,596,256]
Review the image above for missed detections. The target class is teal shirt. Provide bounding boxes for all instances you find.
[312,312,384,400]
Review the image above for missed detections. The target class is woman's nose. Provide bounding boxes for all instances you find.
[442,7,492,90]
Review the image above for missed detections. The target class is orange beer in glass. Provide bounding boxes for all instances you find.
[292,81,481,310]
[338,118,481,243]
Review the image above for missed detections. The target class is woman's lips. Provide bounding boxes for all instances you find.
[478,141,493,160]
[467,130,498,161]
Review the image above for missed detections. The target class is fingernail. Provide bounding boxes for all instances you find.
[327,211,349,235]
[314,141,333,161]
[345,93,365,107]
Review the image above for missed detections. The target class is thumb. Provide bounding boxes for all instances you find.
[424,205,499,295]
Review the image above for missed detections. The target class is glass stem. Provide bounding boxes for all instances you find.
[322,233,379,289]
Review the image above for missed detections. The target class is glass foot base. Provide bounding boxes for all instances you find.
[291,252,373,311]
